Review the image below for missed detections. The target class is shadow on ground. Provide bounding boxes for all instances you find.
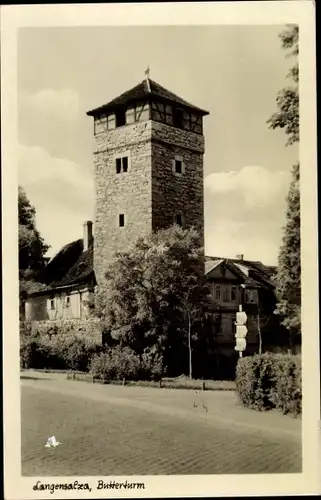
[20,375,52,381]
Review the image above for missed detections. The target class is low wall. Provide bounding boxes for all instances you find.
[29,318,102,345]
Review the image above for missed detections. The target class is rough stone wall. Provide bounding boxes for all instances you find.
[151,121,205,252]
[30,318,102,345]
[93,118,205,287]
[94,121,153,287]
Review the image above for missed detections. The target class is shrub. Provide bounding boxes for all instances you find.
[63,339,101,371]
[140,346,165,381]
[20,320,33,339]
[235,354,275,411]
[235,353,301,416]
[270,354,301,416]
[20,335,42,369]
[20,333,101,371]
[90,346,141,381]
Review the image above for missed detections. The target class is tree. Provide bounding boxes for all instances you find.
[19,186,50,272]
[19,186,49,315]
[268,25,301,347]
[267,25,299,146]
[274,163,301,345]
[96,225,212,377]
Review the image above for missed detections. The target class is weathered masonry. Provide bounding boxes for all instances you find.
[86,77,209,287]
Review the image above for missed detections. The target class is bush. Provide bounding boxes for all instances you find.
[20,333,101,371]
[20,320,33,338]
[20,335,43,369]
[90,346,141,381]
[270,354,301,416]
[140,346,164,381]
[235,353,301,416]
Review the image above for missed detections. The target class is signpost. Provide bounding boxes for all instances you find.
[235,305,248,357]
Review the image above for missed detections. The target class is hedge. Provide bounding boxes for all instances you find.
[20,333,102,372]
[20,333,164,380]
[235,353,301,416]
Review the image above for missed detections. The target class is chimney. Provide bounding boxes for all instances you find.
[236,254,244,261]
[83,221,93,251]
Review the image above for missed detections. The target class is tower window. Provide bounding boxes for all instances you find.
[215,285,221,301]
[173,107,184,128]
[174,212,185,228]
[115,156,129,174]
[231,286,237,302]
[66,295,71,307]
[119,214,125,227]
[175,160,182,174]
[116,158,122,174]
[116,109,126,127]
[122,157,128,173]
[50,298,55,310]
[172,156,185,175]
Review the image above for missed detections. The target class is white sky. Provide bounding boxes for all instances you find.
[18,25,298,265]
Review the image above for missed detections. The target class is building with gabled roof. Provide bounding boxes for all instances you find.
[25,222,95,323]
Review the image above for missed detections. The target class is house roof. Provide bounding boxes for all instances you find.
[86,78,209,117]
[205,256,276,289]
[204,259,224,275]
[28,244,275,298]
[30,239,94,296]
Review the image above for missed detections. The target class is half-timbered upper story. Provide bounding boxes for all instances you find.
[87,77,209,136]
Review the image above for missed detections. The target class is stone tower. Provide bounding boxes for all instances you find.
[87,77,209,287]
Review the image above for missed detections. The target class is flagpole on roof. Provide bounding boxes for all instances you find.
[145,66,151,92]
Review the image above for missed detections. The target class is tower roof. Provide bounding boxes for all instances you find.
[86,78,209,117]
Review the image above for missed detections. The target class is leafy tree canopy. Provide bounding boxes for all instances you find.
[18,186,50,273]
[267,25,299,145]
[269,26,301,341]
[18,187,49,310]
[96,225,212,376]
[274,163,300,333]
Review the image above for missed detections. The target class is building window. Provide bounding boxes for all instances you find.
[50,298,55,310]
[245,289,257,303]
[223,286,230,302]
[66,295,71,307]
[122,156,128,173]
[215,285,221,301]
[94,115,107,135]
[116,158,122,174]
[119,214,125,227]
[172,156,185,176]
[165,104,173,125]
[175,160,182,174]
[115,156,129,174]
[107,114,115,130]
[174,212,185,228]
[173,107,184,128]
[231,286,237,302]
[115,109,126,127]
